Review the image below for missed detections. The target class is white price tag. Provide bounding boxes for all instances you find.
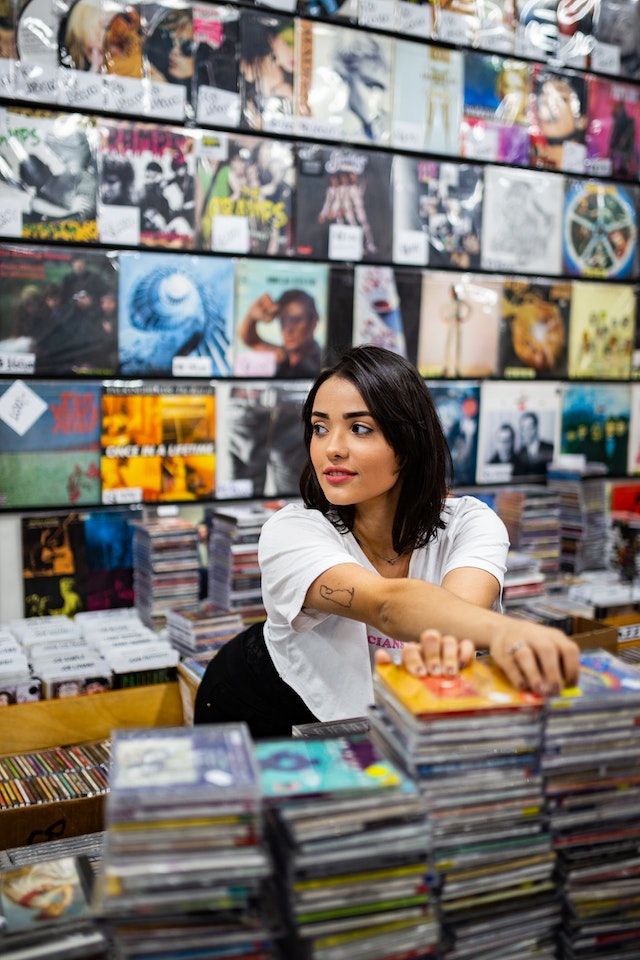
[590,41,620,76]
[0,202,23,238]
[359,0,395,31]
[0,381,48,436]
[212,214,250,253]
[172,356,213,377]
[394,229,428,266]
[98,205,140,246]
[196,87,242,128]
[396,1,432,38]
[329,224,364,261]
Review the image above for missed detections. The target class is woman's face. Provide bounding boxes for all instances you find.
[309,376,401,510]
[269,29,295,73]
[537,78,582,140]
[167,16,194,80]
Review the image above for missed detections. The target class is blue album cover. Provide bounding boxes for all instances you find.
[563,178,639,280]
[427,381,481,487]
[118,251,235,376]
[559,382,631,476]
[550,649,640,709]
[0,380,102,509]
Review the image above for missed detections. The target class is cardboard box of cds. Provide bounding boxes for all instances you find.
[0,682,184,850]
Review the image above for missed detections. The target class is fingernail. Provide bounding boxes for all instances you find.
[429,664,442,676]
[444,665,456,676]
[414,665,426,677]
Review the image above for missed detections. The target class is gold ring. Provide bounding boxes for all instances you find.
[505,641,527,656]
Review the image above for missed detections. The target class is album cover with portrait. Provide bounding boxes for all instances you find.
[0,107,98,243]
[391,39,463,157]
[296,143,393,264]
[558,382,631,476]
[498,278,571,379]
[432,0,516,53]
[215,378,311,500]
[195,130,295,257]
[56,0,117,111]
[101,379,216,505]
[101,0,147,117]
[476,380,561,485]
[591,0,640,80]
[295,18,393,146]
[0,244,118,377]
[232,258,329,378]
[563,178,639,280]
[0,379,102,509]
[585,76,640,181]
[142,1,197,121]
[424,161,484,270]
[427,380,481,487]
[417,271,501,379]
[118,250,235,377]
[567,281,635,380]
[21,512,89,620]
[481,166,563,275]
[528,64,589,173]
[461,52,531,166]
[83,507,140,612]
[192,2,241,128]
[97,117,196,248]
[238,10,295,136]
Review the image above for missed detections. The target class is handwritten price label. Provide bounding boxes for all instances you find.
[0,380,48,436]
[329,224,363,262]
[0,202,23,238]
[98,205,140,246]
[196,87,241,127]
[394,230,428,266]
[396,2,432,38]
[212,214,250,253]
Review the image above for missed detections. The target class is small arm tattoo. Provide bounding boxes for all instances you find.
[319,584,354,608]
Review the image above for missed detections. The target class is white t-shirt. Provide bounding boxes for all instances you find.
[258,496,509,722]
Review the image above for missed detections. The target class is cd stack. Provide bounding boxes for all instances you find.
[208,505,280,624]
[0,855,109,960]
[164,600,244,659]
[495,485,562,582]
[132,518,201,630]
[371,660,557,960]
[542,650,640,960]
[93,723,280,960]
[546,466,609,573]
[254,734,437,960]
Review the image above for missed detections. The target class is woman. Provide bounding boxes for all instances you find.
[195,346,579,737]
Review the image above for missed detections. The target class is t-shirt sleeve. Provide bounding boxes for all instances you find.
[439,498,510,587]
[258,506,358,632]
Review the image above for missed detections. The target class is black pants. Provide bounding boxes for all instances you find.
[193,621,318,739]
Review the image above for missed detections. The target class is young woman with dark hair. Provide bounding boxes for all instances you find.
[195,345,579,737]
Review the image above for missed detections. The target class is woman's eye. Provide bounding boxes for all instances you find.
[352,423,372,436]
[311,422,327,435]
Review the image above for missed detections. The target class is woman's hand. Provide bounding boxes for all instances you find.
[490,621,580,697]
[375,628,475,677]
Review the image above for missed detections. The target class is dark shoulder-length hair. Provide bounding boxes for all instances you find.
[300,345,452,554]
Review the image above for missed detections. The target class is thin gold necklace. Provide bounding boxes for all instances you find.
[352,532,404,566]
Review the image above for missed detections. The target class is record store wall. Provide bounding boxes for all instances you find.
[0,0,640,621]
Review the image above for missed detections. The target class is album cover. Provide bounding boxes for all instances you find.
[352,266,410,358]
[195,130,295,257]
[21,512,88,619]
[461,53,531,165]
[83,508,140,611]
[0,244,118,377]
[101,380,216,505]
[141,1,194,120]
[417,271,501,379]
[555,0,597,68]
[100,0,146,116]
[0,379,102,509]
[476,380,561,484]
[585,77,640,180]
[481,166,564,275]
[432,0,516,53]
[295,18,393,145]
[0,107,98,243]
[295,143,393,263]
[55,0,115,111]
[558,382,631,476]
[563,178,639,280]
[296,0,358,20]
[591,0,640,79]
[97,117,196,248]
[238,10,295,135]
[514,0,558,62]
[391,39,463,156]
[567,281,635,379]
[498,278,571,379]
[233,258,329,377]
[192,3,241,128]
[528,64,589,173]
[0,856,96,932]
[118,250,234,377]
[391,156,433,267]
[424,162,484,269]
[14,0,65,103]
[375,660,542,718]
[0,0,15,87]
[427,380,481,486]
